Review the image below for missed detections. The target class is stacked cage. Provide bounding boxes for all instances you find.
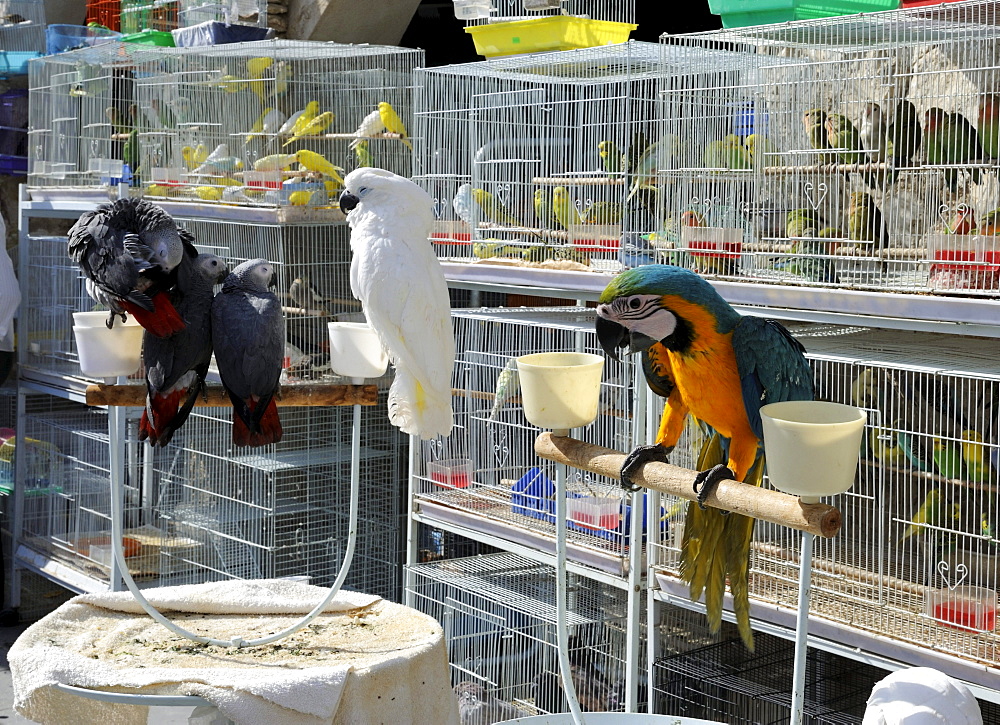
[411,307,644,579]
[27,40,421,219]
[0,0,44,77]
[407,552,635,716]
[175,0,266,30]
[651,324,1000,680]
[662,3,1000,296]
[416,41,749,272]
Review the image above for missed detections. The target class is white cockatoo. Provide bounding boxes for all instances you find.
[863,667,983,725]
[339,168,454,439]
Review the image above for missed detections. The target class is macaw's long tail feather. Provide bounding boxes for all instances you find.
[139,388,188,446]
[232,396,282,448]
[387,368,453,440]
[122,292,186,338]
[680,430,759,651]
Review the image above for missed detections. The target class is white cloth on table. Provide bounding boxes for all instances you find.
[10,578,459,725]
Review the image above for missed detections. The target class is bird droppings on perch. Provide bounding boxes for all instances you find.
[534,432,842,538]
[86,383,379,407]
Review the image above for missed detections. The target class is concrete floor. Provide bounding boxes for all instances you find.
[1,622,197,725]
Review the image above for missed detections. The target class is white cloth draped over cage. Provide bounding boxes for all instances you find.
[9,578,460,725]
[0,214,20,351]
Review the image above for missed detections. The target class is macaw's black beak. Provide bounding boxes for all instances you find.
[595,315,628,360]
[339,190,360,212]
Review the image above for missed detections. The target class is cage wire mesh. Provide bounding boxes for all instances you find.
[413,307,644,579]
[0,0,44,77]
[86,0,122,32]
[661,1,1000,296]
[27,40,422,217]
[652,323,1000,672]
[459,0,635,25]
[407,552,637,716]
[176,0,267,29]
[414,41,749,272]
[653,626,880,724]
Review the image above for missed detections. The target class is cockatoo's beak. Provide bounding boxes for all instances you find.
[339,190,360,212]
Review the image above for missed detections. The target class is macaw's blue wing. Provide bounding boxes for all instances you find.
[731,316,814,440]
[641,344,675,400]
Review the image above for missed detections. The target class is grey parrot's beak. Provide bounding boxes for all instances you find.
[595,315,627,360]
[339,190,360,212]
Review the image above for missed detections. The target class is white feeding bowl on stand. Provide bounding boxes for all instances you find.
[516,352,604,435]
[73,316,143,378]
[760,400,866,504]
[328,322,389,383]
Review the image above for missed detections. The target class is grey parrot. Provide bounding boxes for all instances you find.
[67,198,188,337]
[211,259,284,447]
[139,253,229,447]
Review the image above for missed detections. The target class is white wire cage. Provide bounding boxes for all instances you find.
[407,552,637,717]
[175,0,268,30]
[27,40,422,216]
[412,307,646,579]
[0,0,44,77]
[415,41,749,272]
[660,2,1000,297]
[651,324,1000,674]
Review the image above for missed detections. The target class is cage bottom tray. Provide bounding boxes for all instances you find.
[415,492,636,577]
[153,199,347,224]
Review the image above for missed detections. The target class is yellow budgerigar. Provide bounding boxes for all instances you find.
[295,149,345,186]
[287,189,315,206]
[181,144,208,171]
[471,188,518,227]
[279,101,319,138]
[194,186,222,201]
[378,101,413,150]
[246,56,273,79]
[283,111,334,147]
[552,186,583,229]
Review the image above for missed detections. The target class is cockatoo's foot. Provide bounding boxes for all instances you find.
[693,464,736,510]
[620,444,673,493]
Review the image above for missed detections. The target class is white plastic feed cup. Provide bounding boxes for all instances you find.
[73,311,118,328]
[760,401,866,503]
[516,352,604,435]
[328,322,389,383]
[73,319,143,378]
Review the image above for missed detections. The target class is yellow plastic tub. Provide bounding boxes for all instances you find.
[465,17,637,57]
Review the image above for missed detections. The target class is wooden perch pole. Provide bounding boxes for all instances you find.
[85,383,379,408]
[534,432,842,538]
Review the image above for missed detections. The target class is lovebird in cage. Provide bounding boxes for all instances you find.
[595,265,814,650]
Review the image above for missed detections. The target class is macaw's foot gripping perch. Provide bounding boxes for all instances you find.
[620,444,673,492]
[693,463,737,510]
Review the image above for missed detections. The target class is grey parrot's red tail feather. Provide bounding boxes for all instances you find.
[123,291,186,337]
[231,396,282,447]
[139,385,200,447]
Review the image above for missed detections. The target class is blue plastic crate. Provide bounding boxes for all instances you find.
[45,25,121,54]
[0,50,40,76]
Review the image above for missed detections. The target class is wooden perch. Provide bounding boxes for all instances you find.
[534,432,842,538]
[85,383,378,408]
[531,176,626,186]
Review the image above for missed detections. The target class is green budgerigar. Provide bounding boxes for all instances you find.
[534,188,557,229]
[552,186,583,229]
[900,488,959,542]
[923,107,983,191]
[598,140,625,174]
[933,437,965,480]
[583,201,623,226]
[744,133,780,167]
[703,134,751,170]
[471,188,519,227]
[490,357,520,421]
[961,430,989,482]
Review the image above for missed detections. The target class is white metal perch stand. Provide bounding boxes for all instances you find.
[760,400,866,725]
[74,319,388,650]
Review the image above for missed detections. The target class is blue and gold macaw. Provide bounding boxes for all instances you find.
[595,265,814,649]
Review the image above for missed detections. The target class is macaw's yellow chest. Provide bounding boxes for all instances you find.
[666,333,755,444]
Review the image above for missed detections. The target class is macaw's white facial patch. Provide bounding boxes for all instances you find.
[599,294,677,342]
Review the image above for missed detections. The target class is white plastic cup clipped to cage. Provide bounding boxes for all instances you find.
[760,401,866,504]
[516,352,604,436]
[327,322,389,384]
[72,312,143,378]
[453,0,491,19]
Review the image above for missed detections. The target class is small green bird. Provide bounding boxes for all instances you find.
[785,208,823,240]
[583,200,623,226]
[961,430,989,482]
[923,107,983,191]
[847,191,889,251]
[703,134,750,170]
[471,188,519,227]
[744,133,780,167]
[598,140,625,174]
[802,108,837,164]
[825,112,866,165]
[933,437,964,480]
[533,188,557,229]
[354,140,374,168]
[900,488,959,542]
[552,186,583,229]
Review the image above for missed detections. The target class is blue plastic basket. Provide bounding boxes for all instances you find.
[45,24,122,55]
